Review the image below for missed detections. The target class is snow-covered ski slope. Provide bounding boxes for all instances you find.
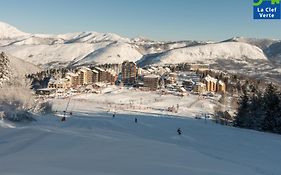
[0,112,280,175]
[0,88,281,175]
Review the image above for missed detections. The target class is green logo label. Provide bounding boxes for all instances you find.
[254,0,280,6]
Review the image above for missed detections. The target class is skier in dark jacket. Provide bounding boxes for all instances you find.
[61,116,66,122]
[135,118,138,123]
[177,128,182,135]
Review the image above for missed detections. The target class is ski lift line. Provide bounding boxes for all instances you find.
[70,99,77,112]
[64,97,71,117]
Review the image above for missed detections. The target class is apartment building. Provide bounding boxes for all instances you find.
[122,61,137,85]
[143,75,160,91]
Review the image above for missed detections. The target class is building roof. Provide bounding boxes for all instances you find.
[179,87,187,92]
[164,67,171,72]
[183,79,194,83]
[48,77,56,83]
[218,80,225,85]
[147,68,154,73]
[66,72,78,77]
[79,69,87,73]
[94,67,105,72]
[144,75,160,79]
[122,61,136,65]
[92,70,99,74]
[49,78,69,85]
[81,67,91,71]
[65,76,71,80]
[195,82,206,87]
[138,68,150,76]
[204,75,217,83]
[106,70,117,76]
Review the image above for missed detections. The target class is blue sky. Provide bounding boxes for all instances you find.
[0,0,280,41]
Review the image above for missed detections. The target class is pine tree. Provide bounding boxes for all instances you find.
[276,93,281,133]
[234,90,250,128]
[262,84,280,132]
[248,92,264,130]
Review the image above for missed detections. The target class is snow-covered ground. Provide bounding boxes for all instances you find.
[1,87,281,175]
[52,86,218,117]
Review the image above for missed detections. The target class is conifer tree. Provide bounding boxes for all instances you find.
[234,89,250,128]
[262,84,280,132]
[248,92,264,130]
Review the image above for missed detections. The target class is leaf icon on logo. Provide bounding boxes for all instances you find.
[253,0,263,6]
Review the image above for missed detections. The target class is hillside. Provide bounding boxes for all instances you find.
[71,42,143,66]
[0,90,281,175]
[137,42,267,66]
[224,37,281,63]
[0,52,40,85]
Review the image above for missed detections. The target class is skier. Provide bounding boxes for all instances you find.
[135,118,138,123]
[177,128,182,135]
[61,116,66,122]
[113,112,116,118]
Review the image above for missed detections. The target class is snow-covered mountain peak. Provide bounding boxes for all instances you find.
[0,21,29,39]
[61,31,130,44]
[131,36,154,43]
[224,37,280,50]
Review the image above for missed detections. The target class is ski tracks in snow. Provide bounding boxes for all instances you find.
[0,127,51,157]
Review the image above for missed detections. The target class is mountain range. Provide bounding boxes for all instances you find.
[0,21,280,82]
